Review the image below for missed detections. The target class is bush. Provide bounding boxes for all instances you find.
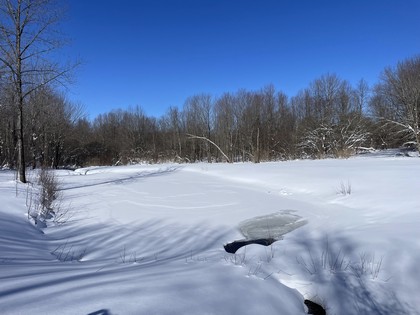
[26,168,70,226]
[337,180,352,195]
[38,168,61,217]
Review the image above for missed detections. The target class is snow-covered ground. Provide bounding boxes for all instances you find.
[1,152,419,314]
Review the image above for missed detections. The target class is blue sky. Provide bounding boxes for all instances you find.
[62,0,420,119]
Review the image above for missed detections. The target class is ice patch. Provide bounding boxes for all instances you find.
[239,210,307,240]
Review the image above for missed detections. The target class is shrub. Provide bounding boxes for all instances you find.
[26,168,71,226]
[38,168,61,218]
[337,180,352,195]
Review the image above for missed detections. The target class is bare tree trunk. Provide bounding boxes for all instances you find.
[256,127,260,163]
[16,104,26,182]
[15,2,26,183]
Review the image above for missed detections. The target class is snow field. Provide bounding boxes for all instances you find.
[1,153,419,314]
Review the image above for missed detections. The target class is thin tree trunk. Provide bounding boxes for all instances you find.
[17,101,26,182]
[256,127,260,163]
[16,1,26,183]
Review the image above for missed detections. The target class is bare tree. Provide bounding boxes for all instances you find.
[27,86,83,168]
[0,0,75,182]
[353,78,369,114]
[0,82,17,167]
[164,106,185,160]
[184,94,214,162]
[294,74,369,158]
[371,56,420,152]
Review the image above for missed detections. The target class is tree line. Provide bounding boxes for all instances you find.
[1,2,419,180]
[1,55,419,171]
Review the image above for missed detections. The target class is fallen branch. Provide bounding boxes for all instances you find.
[186,134,231,163]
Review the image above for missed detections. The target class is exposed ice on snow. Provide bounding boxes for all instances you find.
[239,210,307,240]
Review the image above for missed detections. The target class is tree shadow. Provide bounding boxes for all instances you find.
[59,165,181,191]
[0,211,232,313]
[87,309,112,315]
[291,232,417,315]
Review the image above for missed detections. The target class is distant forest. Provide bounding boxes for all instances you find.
[1,54,419,169]
[1,0,419,184]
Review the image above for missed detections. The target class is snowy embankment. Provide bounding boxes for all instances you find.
[1,152,419,314]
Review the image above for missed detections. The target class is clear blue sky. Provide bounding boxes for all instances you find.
[61,0,420,119]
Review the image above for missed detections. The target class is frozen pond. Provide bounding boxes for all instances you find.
[239,210,307,240]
